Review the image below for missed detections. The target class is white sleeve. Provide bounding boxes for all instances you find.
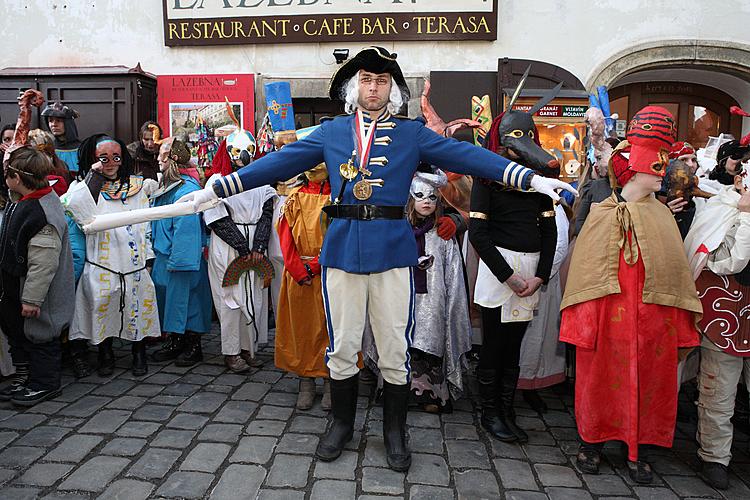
[707,213,750,275]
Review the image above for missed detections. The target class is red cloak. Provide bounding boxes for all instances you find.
[560,242,699,461]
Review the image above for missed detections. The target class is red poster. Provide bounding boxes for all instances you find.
[157,73,255,139]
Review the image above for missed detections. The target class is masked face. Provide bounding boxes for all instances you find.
[226,129,256,167]
[95,141,122,179]
[157,141,172,172]
[497,111,559,176]
[410,177,438,217]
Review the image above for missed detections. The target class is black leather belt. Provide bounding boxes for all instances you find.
[322,204,404,221]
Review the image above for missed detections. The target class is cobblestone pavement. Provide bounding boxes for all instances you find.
[1,326,749,499]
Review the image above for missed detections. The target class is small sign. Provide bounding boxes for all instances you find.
[512,104,588,118]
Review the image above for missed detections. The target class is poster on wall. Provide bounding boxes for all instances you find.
[162,0,498,46]
[157,73,254,170]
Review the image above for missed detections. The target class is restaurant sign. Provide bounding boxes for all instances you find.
[163,0,498,46]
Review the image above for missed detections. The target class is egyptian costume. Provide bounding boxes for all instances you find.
[64,136,161,357]
[560,107,702,464]
[469,99,561,444]
[204,125,276,372]
[60,135,158,377]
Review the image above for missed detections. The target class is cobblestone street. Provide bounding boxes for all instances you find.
[0,326,748,499]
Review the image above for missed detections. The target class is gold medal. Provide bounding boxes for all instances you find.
[339,160,358,180]
[352,180,373,200]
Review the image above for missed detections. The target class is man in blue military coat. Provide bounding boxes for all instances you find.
[182,46,576,471]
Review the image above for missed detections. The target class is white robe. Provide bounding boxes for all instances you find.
[518,206,570,389]
[204,174,277,356]
[66,178,161,344]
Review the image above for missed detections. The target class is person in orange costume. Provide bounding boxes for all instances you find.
[560,106,702,484]
[275,163,332,410]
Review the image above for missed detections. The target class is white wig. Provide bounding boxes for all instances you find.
[341,70,405,115]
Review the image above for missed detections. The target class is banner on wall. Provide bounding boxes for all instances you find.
[162,0,498,46]
[157,73,255,143]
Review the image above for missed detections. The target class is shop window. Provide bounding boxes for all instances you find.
[687,105,720,148]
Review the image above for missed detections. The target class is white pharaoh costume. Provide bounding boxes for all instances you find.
[64,177,161,344]
[204,125,277,360]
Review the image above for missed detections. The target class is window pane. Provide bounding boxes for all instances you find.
[687,105,720,148]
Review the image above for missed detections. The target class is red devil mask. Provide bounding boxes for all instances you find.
[625,106,676,178]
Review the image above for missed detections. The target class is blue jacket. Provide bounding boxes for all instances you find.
[214,112,533,274]
[152,176,207,272]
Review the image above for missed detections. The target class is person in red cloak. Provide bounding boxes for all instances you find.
[559,106,702,483]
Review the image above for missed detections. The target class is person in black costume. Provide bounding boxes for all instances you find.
[469,98,560,443]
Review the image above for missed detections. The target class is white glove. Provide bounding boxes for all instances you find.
[529,174,578,202]
[177,182,220,212]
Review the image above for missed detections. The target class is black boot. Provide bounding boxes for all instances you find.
[97,338,115,377]
[131,341,148,376]
[316,375,358,461]
[69,339,91,378]
[175,333,203,367]
[382,381,412,472]
[500,367,528,443]
[477,368,517,442]
[151,333,184,362]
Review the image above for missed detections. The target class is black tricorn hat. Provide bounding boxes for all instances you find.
[328,46,409,101]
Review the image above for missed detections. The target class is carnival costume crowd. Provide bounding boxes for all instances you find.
[2,47,750,490]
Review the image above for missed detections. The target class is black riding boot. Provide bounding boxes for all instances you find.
[382,381,412,471]
[70,339,91,378]
[500,367,528,443]
[151,333,184,362]
[316,375,358,461]
[97,338,115,377]
[131,340,148,376]
[477,368,516,442]
[176,333,203,367]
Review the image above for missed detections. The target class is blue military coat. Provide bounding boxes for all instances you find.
[214,112,533,274]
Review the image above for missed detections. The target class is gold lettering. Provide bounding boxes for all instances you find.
[247,20,261,37]
[303,19,317,36]
[361,18,372,36]
[452,16,465,33]
[413,16,425,33]
[279,19,289,37]
[319,18,332,36]
[261,20,277,36]
[180,22,190,39]
[342,17,353,35]
[168,22,179,39]
[385,17,396,34]
[438,16,449,33]
[476,15,490,33]
[232,20,247,38]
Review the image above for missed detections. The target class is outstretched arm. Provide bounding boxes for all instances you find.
[417,124,577,201]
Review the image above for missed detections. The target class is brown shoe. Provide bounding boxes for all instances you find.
[240,350,264,368]
[225,355,250,373]
[297,378,316,410]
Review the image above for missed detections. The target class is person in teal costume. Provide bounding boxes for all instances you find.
[149,137,212,366]
[41,102,81,175]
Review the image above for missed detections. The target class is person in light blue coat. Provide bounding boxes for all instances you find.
[150,137,212,367]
